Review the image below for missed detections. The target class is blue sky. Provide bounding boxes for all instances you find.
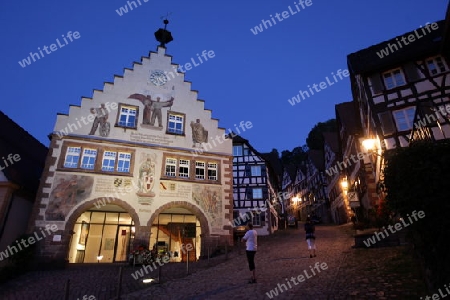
[0,0,447,153]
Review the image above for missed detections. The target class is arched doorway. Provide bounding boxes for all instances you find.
[149,203,209,262]
[67,203,137,263]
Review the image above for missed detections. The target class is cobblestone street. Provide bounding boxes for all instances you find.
[0,224,427,300]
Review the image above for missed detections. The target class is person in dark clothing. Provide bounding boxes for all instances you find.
[304,216,316,258]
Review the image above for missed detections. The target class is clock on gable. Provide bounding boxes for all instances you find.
[149,70,168,86]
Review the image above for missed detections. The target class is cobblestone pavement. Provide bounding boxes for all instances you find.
[0,224,428,300]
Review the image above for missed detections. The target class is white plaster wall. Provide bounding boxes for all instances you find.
[53,47,231,156]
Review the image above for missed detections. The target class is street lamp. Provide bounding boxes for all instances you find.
[341,176,348,191]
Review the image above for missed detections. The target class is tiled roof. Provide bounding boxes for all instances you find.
[0,110,48,193]
[347,20,445,75]
[335,101,362,136]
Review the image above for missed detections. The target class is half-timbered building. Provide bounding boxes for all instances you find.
[232,135,280,236]
[347,17,450,210]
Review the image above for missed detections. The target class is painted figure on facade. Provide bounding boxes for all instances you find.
[128,93,174,128]
[192,185,222,229]
[136,156,156,198]
[150,96,174,127]
[190,119,208,147]
[45,175,94,221]
[89,103,110,137]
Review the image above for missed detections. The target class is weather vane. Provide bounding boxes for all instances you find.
[155,12,173,47]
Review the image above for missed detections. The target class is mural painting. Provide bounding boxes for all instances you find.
[136,152,157,205]
[45,174,94,221]
[192,184,222,231]
[88,103,110,137]
[128,93,174,130]
[190,119,208,148]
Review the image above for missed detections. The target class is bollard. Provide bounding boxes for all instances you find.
[238,237,241,255]
[64,279,70,300]
[225,242,228,261]
[207,247,210,266]
[186,249,190,274]
[117,266,123,299]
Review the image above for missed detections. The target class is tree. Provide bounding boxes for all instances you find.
[306,119,337,150]
[383,140,450,289]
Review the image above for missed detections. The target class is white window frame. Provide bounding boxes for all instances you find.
[117,152,131,172]
[393,107,416,131]
[165,158,177,177]
[64,147,81,168]
[102,151,117,172]
[195,161,205,179]
[167,113,184,135]
[251,165,261,176]
[118,105,137,128]
[427,56,447,75]
[207,163,218,181]
[253,188,263,199]
[233,145,243,156]
[178,159,190,178]
[382,68,406,89]
[80,148,97,169]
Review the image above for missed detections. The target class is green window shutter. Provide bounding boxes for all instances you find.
[403,62,420,82]
[378,111,396,135]
[369,73,384,94]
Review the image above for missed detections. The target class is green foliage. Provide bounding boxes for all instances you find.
[383,140,450,289]
[306,119,337,150]
[280,146,308,166]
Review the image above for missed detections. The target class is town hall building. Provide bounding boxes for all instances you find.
[28,24,233,264]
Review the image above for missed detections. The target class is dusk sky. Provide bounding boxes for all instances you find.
[0,0,447,154]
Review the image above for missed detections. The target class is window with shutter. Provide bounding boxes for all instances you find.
[378,111,396,135]
[260,212,266,226]
[369,73,384,95]
[403,62,420,82]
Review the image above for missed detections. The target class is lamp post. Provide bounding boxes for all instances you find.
[361,137,385,218]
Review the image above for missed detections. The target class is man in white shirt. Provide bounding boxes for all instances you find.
[242,222,257,283]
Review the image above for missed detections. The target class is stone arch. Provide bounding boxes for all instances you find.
[147,201,209,237]
[65,197,140,230]
[61,197,140,262]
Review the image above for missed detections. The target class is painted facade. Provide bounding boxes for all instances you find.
[28,46,233,264]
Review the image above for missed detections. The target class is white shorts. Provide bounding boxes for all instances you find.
[306,238,316,250]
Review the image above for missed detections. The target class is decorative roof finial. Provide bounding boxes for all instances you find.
[155,13,173,48]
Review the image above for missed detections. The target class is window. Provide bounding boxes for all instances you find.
[253,188,263,199]
[64,147,81,168]
[208,163,218,180]
[233,145,243,156]
[165,158,177,177]
[427,56,447,75]
[167,113,184,135]
[102,151,117,171]
[251,166,261,176]
[81,148,97,169]
[117,152,131,172]
[393,107,416,131]
[117,105,137,128]
[178,159,190,178]
[61,143,134,174]
[383,68,406,89]
[195,161,205,179]
[252,213,262,226]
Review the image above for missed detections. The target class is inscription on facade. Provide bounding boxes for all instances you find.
[130,132,174,145]
[159,181,192,198]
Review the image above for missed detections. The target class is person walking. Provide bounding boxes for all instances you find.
[242,222,257,283]
[304,216,316,258]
